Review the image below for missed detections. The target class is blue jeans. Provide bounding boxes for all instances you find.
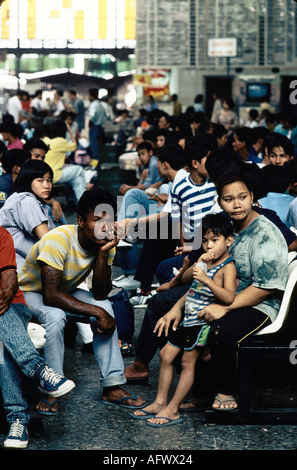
[24,288,126,389]
[57,164,86,204]
[117,188,163,276]
[0,303,45,425]
[117,244,141,276]
[156,254,186,284]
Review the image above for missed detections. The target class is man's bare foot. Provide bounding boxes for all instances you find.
[36,396,60,414]
[212,393,238,410]
[102,387,146,408]
[124,361,149,381]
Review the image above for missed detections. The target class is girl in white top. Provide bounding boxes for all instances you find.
[0,159,55,270]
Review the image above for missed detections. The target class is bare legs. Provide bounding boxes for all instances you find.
[133,344,200,424]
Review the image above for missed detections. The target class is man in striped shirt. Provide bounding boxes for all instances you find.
[19,188,145,414]
[171,134,217,250]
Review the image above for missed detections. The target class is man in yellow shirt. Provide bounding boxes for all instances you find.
[19,188,145,414]
[44,119,86,204]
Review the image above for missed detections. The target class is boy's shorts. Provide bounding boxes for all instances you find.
[168,323,210,350]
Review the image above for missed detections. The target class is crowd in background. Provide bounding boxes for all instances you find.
[1,84,297,447]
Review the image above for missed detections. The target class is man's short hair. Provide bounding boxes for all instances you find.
[136,141,154,153]
[234,127,254,150]
[1,149,30,174]
[23,138,50,154]
[184,134,217,167]
[157,143,185,171]
[266,132,294,157]
[77,188,117,221]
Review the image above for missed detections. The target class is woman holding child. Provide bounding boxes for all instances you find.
[203,171,288,411]
[134,170,288,424]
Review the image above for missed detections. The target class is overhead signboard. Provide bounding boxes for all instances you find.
[208,38,237,57]
[0,0,136,49]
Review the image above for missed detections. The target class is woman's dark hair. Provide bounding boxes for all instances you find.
[156,128,170,138]
[260,164,290,195]
[0,121,23,138]
[205,149,239,183]
[14,159,53,196]
[77,188,117,221]
[202,212,233,238]
[216,170,254,200]
[224,97,235,109]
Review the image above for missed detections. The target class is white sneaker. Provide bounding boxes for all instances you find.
[4,420,29,449]
[112,275,141,290]
[130,290,157,308]
[112,275,126,283]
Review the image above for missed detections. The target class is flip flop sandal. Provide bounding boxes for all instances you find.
[131,409,155,420]
[212,394,238,411]
[146,417,182,427]
[37,398,60,416]
[101,392,146,409]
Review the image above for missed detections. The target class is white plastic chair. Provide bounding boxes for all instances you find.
[254,256,297,336]
[27,323,46,350]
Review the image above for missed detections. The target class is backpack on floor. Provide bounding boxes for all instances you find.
[66,287,134,343]
[108,288,135,343]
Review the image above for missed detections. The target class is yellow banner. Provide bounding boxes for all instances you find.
[75,10,84,39]
[125,0,135,40]
[98,0,107,39]
[1,0,9,39]
[27,0,36,39]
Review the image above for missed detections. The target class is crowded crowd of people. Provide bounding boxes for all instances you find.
[1,85,297,446]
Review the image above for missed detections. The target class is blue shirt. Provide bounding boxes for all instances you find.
[89,100,106,126]
[143,156,162,188]
[258,192,295,227]
[0,173,14,208]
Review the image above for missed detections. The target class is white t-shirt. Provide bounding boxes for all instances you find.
[7,96,22,122]
[162,168,189,213]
